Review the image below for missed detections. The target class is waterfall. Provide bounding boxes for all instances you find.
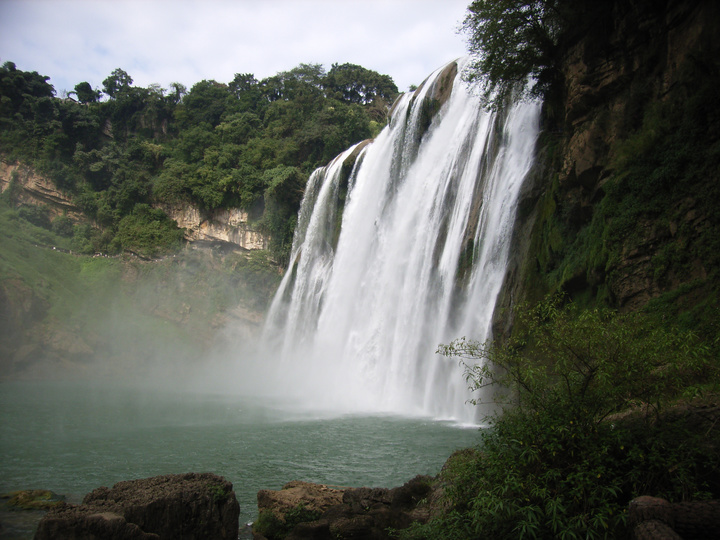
[261,59,540,424]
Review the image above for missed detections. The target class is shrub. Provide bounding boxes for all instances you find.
[51,215,74,237]
[410,297,719,539]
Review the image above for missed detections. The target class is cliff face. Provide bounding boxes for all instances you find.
[160,203,268,251]
[500,0,720,330]
[0,158,270,252]
[0,161,83,221]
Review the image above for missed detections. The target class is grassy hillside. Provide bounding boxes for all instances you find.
[0,196,280,380]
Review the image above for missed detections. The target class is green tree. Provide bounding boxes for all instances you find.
[73,81,101,104]
[102,68,133,99]
[461,0,562,106]
[323,62,398,105]
[178,79,231,128]
[167,82,187,105]
[229,73,263,112]
[115,203,184,257]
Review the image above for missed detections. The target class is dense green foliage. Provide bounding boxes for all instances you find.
[0,60,398,262]
[403,298,719,539]
[461,0,612,106]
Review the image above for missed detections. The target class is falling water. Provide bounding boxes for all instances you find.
[262,59,540,424]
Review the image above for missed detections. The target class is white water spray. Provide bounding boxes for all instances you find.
[262,59,540,424]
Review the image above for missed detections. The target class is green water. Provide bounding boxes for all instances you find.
[0,381,480,538]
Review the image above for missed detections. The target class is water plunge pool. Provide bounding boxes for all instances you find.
[0,380,480,537]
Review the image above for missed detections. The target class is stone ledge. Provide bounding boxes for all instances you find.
[34,473,239,540]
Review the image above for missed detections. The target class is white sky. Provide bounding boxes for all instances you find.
[0,0,471,96]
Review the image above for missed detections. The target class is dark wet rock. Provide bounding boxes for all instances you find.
[629,495,720,540]
[254,475,433,540]
[34,472,239,540]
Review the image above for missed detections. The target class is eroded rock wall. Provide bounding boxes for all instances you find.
[160,203,268,250]
[0,160,83,220]
[498,0,720,328]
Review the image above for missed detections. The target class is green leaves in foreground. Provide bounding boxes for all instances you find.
[440,296,716,422]
[408,297,719,540]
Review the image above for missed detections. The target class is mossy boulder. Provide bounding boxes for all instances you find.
[1,490,65,510]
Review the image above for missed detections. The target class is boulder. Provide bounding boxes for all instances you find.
[254,476,433,540]
[34,473,239,540]
[257,481,345,520]
[629,495,720,540]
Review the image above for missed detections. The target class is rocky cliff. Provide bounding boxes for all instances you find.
[0,159,278,380]
[0,157,270,252]
[498,0,720,332]
[160,203,267,251]
[0,161,84,221]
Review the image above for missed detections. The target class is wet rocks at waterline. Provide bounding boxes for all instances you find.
[33,473,239,540]
[253,476,434,540]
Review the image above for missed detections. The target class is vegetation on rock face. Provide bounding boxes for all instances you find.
[526,50,720,326]
[1,490,65,510]
[414,1,720,539]
[0,60,398,264]
[0,196,281,378]
[254,504,323,540]
[401,297,720,539]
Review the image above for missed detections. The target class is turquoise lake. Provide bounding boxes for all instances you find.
[0,380,481,538]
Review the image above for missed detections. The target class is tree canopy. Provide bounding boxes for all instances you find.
[0,61,399,262]
[461,0,561,105]
[461,0,611,107]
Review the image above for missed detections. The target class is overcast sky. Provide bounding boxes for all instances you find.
[0,0,472,96]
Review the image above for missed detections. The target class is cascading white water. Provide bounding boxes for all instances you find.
[262,59,540,424]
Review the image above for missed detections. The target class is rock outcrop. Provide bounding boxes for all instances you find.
[0,160,83,220]
[34,473,239,540]
[629,495,720,540]
[161,203,268,251]
[254,476,432,540]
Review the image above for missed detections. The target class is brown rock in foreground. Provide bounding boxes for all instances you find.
[629,495,720,540]
[34,472,239,540]
[254,476,433,540]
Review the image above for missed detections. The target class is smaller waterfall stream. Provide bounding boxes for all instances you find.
[262,59,540,424]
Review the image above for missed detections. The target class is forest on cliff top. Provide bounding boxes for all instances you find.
[0,60,398,262]
[3,1,720,538]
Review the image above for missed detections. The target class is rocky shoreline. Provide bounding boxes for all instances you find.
[4,470,720,539]
[31,473,239,540]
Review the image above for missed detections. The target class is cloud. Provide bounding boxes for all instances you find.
[0,0,470,95]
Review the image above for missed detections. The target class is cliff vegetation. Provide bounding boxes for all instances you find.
[0,60,398,377]
[400,1,720,539]
[0,61,398,263]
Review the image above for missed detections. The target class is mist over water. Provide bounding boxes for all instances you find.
[261,59,540,424]
[0,59,541,539]
[0,381,480,537]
